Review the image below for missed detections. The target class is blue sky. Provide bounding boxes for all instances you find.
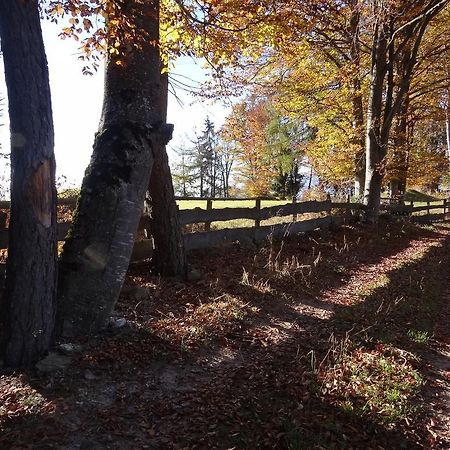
[0,19,229,189]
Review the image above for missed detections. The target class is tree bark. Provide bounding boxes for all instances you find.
[0,0,57,367]
[363,2,440,221]
[349,0,366,199]
[146,73,187,278]
[389,98,409,202]
[363,18,388,222]
[353,91,366,199]
[57,0,167,337]
[445,87,450,163]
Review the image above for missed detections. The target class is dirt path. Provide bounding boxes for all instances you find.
[1,220,450,449]
[422,287,450,449]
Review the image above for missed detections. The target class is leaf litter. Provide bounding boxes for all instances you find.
[1,218,449,449]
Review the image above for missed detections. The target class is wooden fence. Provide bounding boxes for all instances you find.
[0,197,449,262]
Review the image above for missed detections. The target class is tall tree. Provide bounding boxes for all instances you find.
[57,0,170,336]
[172,144,198,196]
[0,0,57,366]
[363,0,448,221]
[197,117,219,197]
[184,0,369,196]
[222,97,276,196]
[385,5,450,198]
[222,96,304,197]
[49,0,187,280]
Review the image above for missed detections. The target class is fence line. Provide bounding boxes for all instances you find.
[0,197,449,262]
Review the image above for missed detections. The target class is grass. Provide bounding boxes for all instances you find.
[178,198,299,230]
[315,223,450,432]
[404,189,440,203]
[407,329,432,343]
[320,344,423,425]
[150,294,260,351]
[241,268,273,293]
[177,194,448,231]
[176,199,291,210]
[0,378,52,422]
[355,274,390,299]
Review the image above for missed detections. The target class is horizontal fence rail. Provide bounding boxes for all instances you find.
[0,197,448,262]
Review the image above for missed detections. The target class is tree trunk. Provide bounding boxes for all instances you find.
[364,139,385,221]
[353,92,366,200]
[363,21,388,222]
[389,98,409,202]
[349,0,366,199]
[445,87,450,163]
[146,72,187,278]
[363,2,440,222]
[364,109,388,221]
[0,0,57,367]
[57,0,167,337]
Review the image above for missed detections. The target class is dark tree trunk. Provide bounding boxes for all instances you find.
[200,167,204,197]
[57,0,168,337]
[0,0,57,367]
[146,72,187,278]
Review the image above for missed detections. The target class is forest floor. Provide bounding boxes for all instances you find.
[0,218,449,449]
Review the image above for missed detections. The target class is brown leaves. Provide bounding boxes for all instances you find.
[2,221,450,448]
[0,376,55,424]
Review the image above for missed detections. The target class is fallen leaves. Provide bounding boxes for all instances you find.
[1,220,450,449]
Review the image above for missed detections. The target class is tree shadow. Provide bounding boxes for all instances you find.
[1,220,448,449]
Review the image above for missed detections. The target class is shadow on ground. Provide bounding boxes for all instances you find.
[1,219,449,449]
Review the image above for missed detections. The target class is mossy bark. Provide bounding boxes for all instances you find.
[57,0,165,336]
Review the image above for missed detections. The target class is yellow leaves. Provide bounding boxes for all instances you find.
[50,3,64,17]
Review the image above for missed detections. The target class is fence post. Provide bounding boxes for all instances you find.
[345,193,351,220]
[255,198,261,228]
[205,198,213,231]
[292,196,297,222]
[443,198,447,215]
[0,211,7,229]
[427,201,430,216]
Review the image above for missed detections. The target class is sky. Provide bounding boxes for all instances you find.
[0,19,229,189]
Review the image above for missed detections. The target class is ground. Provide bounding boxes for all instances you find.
[0,218,449,449]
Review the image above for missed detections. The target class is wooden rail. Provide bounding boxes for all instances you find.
[0,197,448,262]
